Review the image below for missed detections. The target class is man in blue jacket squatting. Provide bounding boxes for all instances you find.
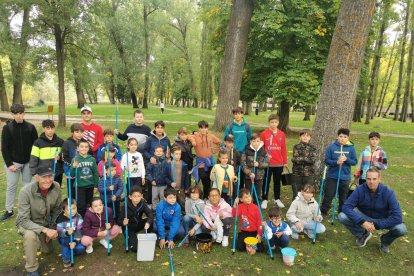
[338,167,407,253]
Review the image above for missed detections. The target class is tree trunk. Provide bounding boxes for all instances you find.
[213,0,254,131]
[200,21,208,109]
[401,29,414,122]
[278,100,290,132]
[410,68,414,122]
[303,105,311,121]
[70,50,87,108]
[312,0,376,174]
[365,1,389,124]
[142,4,150,109]
[353,97,363,122]
[384,93,396,116]
[0,61,10,111]
[54,24,66,127]
[394,2,410,120]
[246,101,252,115]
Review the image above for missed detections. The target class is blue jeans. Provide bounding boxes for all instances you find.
[153,221,186,241]
[58,237,86,261]
[338,211,407,246]
[269,233,290,248]
[291,221,326,238]
[183,215,202,235]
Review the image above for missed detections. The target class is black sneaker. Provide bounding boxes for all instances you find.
[380,235,390,253]
[63,259,71,268]
[0,210,13,221]
[356,230,372,247]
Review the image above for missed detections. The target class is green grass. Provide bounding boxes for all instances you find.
[1,105,413,275]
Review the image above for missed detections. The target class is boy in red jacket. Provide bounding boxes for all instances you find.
[232,188,264,252]
[260,114,287,209]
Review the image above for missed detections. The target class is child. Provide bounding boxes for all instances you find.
[183,186,205,244]
[70,139,99,217]
[172,127,196,187]
[98,146,122,178]
[222,134,242,199]
[118,186,153,252]
[81,197,122,253]
[241,133,269,203]
[155,189,185,248]
[286,184,325,239]
[29,119,64,185]
[144,120,172,163]
[56,198,86,268]
[321,128,358,217]
[98,162,123,222]
[62,123,84,177]
[210,148,236,203]
[169,147,190,208]
[232,189,264,252]
[260,114,288,209]
[115,109,152,153]
[354,131,388,185]
[80,106,104,158]
[203,188,232,247]
[121,138,146,195]
[96,129,122,162]
[265,207,291,250]
[193,120,221,199]
[291,129,316,201]
[223,107,252,155]
[147,146,173,210]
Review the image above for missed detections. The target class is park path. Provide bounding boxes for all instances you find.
[0,110,413,139]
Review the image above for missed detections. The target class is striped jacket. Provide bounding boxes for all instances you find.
[29,133,64,176]
[354,146,388,180]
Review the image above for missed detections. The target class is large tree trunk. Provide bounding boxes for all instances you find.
[142,4,150,109]
[303,105,311,121]
[394,2,410,121]
[9,7,31,105]
[214,0,254,131]
[365,1,389,124]
[0,61,10,111]
[401,29,414,122]
[70,50,87,108]
[312,0,376,174]
[54,24,66,127]
[353,97,363,122]
[278,100,290,132]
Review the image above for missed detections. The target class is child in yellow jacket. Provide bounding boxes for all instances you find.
[210,149,237,203]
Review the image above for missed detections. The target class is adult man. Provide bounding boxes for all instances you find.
[80,105,103,158]
[16,167,62,276]
[1,104,38,221]
[338,168,407,253]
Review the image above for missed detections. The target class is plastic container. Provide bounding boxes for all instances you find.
[137,233,157,261]
[195,233,213,253]
[281,247,297,266]
[244,237,259,255]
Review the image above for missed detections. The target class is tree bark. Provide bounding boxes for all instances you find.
[312,0,376,174]
[142,4,151,109]
[0,61,10,111]
[70,50,87,108]
[213,0,254,131]
[394,1,410,120]
[400,29,414,122]
[278,100,290,132]
[54,24,66,127]
[353,97,363,122]
[303,105,311,121]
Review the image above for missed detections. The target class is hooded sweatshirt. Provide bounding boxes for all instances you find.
[155,200,182,241]
[116,123,152,153]
[286,192,320,224]
[117,198,154,227]
[354,146,388,180]
[232,202,263,235]
[324,140,358,181]
[56,212,84,241]
[70,154,99,188]
[241,143,269,180]
[29,133,64,176]
[203,198,232,228]
[172,136,194,169]
[223,118,252,154]
[193,133,221,168]
[82,207,115,238]
[144,131,171,160]
[260,128,287,167]
[98,174,124,203]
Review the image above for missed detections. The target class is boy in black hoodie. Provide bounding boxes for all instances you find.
[62,123,84,178]
[29,119,64,185]
[118,186,153,252]
[241,133,270,203]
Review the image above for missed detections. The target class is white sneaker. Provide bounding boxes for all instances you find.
[99,239,113,249]
[222,236,229,247]
[275,199,285,208]
[86,245,93,254]
[291,232,299,240]
[261,200,268,209]
[211,230,217,241]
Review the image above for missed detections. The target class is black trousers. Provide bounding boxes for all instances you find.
[236,230,264,252]
[320,177,350,215]
[71,186,94,218]
[198,166,212,199]
[244,178,263,204]
[122,219,152,252]
[291,175,314,201]
[263,167,283,200]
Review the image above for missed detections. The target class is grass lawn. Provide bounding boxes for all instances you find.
[0,104,413,275]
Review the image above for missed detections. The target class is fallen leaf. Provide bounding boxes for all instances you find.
[79,265,85,270]
[286,271,291,274]
[43,273,48,276]
[194,256,197,259]
[333,229,338,234]
[408,191,413,194]
[156,253,160,257]
[402,212,407,216]
[298,252,303,256]
[161,262,169,266]
[36,252,42,256]
[255,267,261,271]
[342,257,348,261]
[117,271,122,274]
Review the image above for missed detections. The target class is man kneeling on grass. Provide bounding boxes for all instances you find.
[338,168,407,253]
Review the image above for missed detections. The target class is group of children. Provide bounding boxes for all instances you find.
[27,107,388,268]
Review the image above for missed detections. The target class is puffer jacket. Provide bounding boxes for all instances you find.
[286,192,320,224]
[291,142,316,176]
[29,133,64,176]
[147,156,173,186]
[241,143,269,180]
[144,131,171,160]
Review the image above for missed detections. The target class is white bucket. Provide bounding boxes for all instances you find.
[137,233,157,261]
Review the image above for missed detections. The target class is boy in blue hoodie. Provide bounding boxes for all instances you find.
[98,162,123,222]
[96,129,122,162]
[155,189,185,248]
[147,146,173,210]
[321,128,358,217]
[144,120,172,163]
[223,107,252,155]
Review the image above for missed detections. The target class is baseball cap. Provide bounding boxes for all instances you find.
[36,167,54,177]
[80,106,92,113]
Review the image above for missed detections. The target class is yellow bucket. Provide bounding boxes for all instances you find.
[244,237,258,255]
